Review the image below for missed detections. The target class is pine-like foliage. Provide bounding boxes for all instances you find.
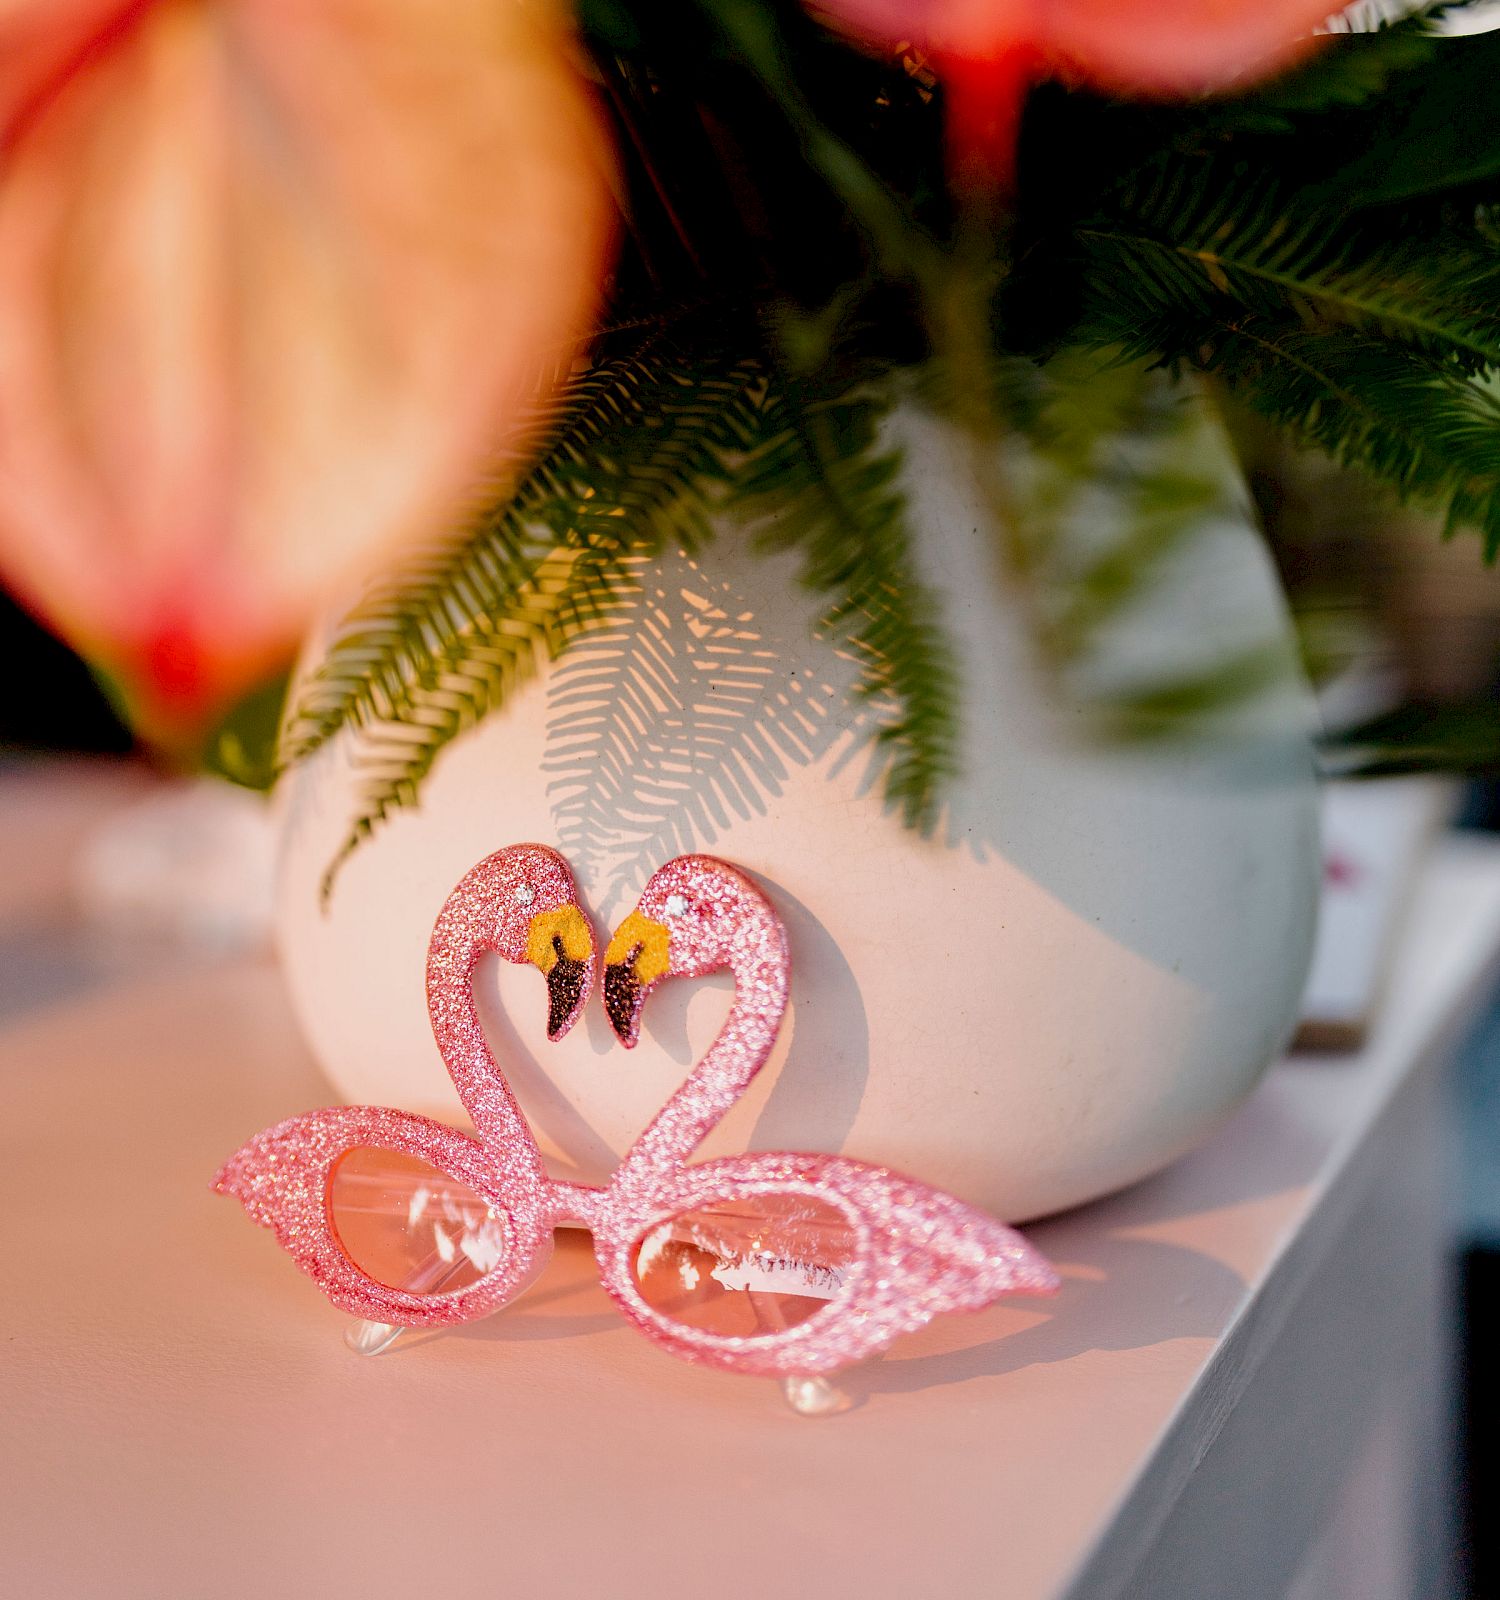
[267,1,1500,852]
[284,333,956,897]
[1068,155,1500,555]
[1001,348,1300,736]
[1076,171,1500,374]
[281,342,759,771]
[1167,322,1500,554]
[1013,352,1229,660]
[731,372,957,824]
[287,341,755,897]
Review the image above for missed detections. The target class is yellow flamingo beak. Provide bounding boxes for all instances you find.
[602,909,670,1047]
[525,904,594,1039]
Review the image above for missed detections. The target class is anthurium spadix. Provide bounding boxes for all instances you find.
[0,0,614,744]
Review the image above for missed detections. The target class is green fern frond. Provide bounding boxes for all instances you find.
[1321,23,1500,208]
[999,349,1294,741]
[1322,696,1500,777]
[732,371,958,825]
[294,336,963,894]
[1214,325,1500,555]
[1093,312,1500,556]
[1086,642,1296,740]
[1229,12,1440,121]
[1015,354,1229,665]
[288,343,770,897]
[282,345,763,773]
[314,543,641,902]
[1076,169,1500,373]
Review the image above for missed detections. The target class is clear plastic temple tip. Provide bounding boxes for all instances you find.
[345,1318,407,1356]
[780,1374,852,1417]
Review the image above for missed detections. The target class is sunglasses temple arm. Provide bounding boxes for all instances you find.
[351,1296,854,1418]
[742,1287,852,1417]
[781,1374,852,1416]
[344,1249,474,1356]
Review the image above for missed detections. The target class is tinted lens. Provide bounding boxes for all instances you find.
[327,1148,506,1294]
[631,1193,855,1338]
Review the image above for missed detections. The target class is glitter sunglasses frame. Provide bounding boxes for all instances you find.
[215,846,1057,1394]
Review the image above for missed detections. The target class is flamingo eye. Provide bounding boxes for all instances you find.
[515,884,536,907]
[664,893,688,918]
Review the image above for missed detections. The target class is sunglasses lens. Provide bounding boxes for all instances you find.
[631,1193,855,1338]
[327,1147,506,1294]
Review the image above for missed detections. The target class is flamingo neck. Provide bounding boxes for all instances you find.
[620,916,789,1181]
[425,910,543,1182]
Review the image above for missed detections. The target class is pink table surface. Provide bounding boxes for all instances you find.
[4,836,1498,1599]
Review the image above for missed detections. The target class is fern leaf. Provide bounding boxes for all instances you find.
[282,346,762,771]
[1322,27,1500,208]
[300,347,768,897]
[731,372,958,825]
[1076,170,1500,373]
[288,295,969,892]
[1016,354,1229,664]
[997,347,1299,743]
[1091,311,1500,556]
[315,543,640,902]
[1229,13,1440,120]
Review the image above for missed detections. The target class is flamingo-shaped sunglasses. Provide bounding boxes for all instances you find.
[216,847,1057,1411]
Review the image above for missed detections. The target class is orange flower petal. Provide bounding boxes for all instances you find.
[1033,0,1336,92]
[818,0,1333,87]
[0,0,614,741]
[816,0,1334,180]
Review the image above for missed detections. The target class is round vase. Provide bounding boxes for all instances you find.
[273,404,1320,1222]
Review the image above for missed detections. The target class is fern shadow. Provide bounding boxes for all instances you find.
[542,543,880,921]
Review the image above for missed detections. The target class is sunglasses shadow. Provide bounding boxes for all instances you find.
[839,1228,1249,1408]
[362,1227,1246,1398]
[366,1076,1312,1382]
[839,1062,1337,1405]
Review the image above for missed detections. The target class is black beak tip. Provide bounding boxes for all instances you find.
[603,959,644,1047]
[544,943,590,1042]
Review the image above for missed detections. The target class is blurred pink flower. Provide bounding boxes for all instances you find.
[814,0,1336,181]
[0,0,613,743]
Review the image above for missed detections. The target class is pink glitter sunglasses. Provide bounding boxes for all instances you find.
[215,846,1058,1412]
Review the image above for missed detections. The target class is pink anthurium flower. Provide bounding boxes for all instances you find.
[813,0,1337,183]
[0,0,613,744]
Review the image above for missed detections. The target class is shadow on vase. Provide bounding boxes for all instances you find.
[538,526,1314,999]
[743,874,871,1157]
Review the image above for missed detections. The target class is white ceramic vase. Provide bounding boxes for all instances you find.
[273,405,1320,1222]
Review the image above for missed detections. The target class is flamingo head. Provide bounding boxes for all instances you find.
[448,843,595,1041]
[603,855,775,1047]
